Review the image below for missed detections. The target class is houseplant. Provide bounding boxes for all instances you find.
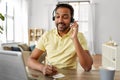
[0,13,5,34]
[0,13,5,49]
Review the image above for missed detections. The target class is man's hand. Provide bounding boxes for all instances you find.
[42,65,58,76]
[70,21,79,39]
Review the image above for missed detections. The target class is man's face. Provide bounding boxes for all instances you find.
[55,7,71,32]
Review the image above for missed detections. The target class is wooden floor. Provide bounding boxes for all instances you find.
[92,54,102,69]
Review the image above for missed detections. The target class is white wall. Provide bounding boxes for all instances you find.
[94,0,120,53]
[28,0,120,54]
[29,0,57,30]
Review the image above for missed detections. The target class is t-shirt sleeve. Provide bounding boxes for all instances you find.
[78,32,88,50]
[35,32,47,51]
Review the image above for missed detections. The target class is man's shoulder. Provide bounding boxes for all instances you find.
[77,32,86,39]
[43,28,56,36]
[78,32,84,36]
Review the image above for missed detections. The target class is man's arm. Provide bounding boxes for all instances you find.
[70,21,93,71]
[72,37,93,71]
[27,48,45,71]
[27,48,58,76]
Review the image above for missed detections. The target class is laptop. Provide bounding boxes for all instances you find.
[0,50,36,80]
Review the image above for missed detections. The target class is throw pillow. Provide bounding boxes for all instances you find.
[11,47,21,51]
[29,45,35,51]
[3,46,12,51]
[18,44,30,51]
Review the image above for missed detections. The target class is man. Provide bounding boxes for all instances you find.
[27,3,93,76]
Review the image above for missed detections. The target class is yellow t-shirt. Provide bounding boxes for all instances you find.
[36,28,88,69]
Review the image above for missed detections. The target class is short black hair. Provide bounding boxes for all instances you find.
[54,3,74,18]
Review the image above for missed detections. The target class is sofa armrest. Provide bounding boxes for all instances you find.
[22,51,31,66]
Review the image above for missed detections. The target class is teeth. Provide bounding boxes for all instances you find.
[58,24,63,27]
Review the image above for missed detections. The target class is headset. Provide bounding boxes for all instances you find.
[52,4,74,23]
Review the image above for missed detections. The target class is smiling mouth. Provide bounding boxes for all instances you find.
[58,23,63,26]
[58,23,65,28]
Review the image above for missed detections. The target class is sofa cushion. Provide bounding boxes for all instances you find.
[3,46,12,51]
[18,44,30,51]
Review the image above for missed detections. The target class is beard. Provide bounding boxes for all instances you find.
[56,22,70,32]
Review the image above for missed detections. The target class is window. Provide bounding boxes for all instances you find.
[69,2,89,35]
[0,0,28,43]
[0,1,14,43]
[6,2,14,42]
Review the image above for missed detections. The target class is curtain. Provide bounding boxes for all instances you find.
[88,2,95,55]
[14,0,28,43]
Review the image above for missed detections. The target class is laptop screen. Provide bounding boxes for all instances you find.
[0,50,29,80]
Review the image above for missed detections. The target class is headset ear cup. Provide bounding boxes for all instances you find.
[53,16,55,21]
[71,18,74,23]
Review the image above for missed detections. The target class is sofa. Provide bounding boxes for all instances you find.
[1,42,35,52]
[1,42,46,65]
